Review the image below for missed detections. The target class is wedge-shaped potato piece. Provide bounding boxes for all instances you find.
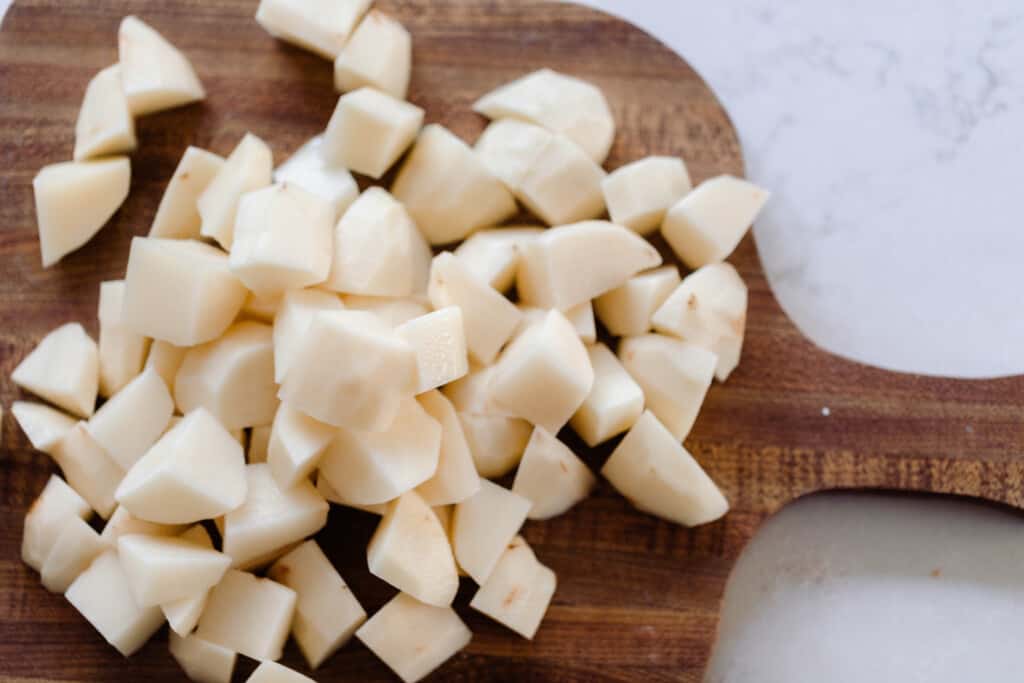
[470,536,556,639]
[428,252,522,365]
[198,133,273,249]
[122,237,248,346]
[33,157,130,267]
[87,368,173,471]
[196,569,297,661]
[74,64,136,161]
[255,0,371,59]
[40,515,105,593]
[169,631,237,683]
[279,310,417,430]
[415,391,480,505]
[458,412,531,479]
[512,427,595,520]
[118,16,205,115]
[175,321,278,430]
[115,407,247,524]
[11,401,76,454]
[452,480,531,584]
[392,125,517,244]
[395,307,469,393]
[602,156,691,234]
[356,592,472,683]
[324,187,431,297]
[150,146,225,239]
[52,423,124,519]
[65,550,165,656]
[267,541,366,669]
[334,10,411,98]
[318,397,441,505]
[248,661,316,683]
[342,294,428,327]
[273,289,344,383]
[97,280,150,397]
[619,334,716,441]
[22,475,91,572]
[661,175,770,268]
[118,533,231,606]
[100,505,186,547]
[602,411,728,526]
[652,262,748,381]
[161,525,217,635]
[490,309,593,435]
[594,265,680,337]
[474,68,615,164]
[323,88,424,179]
[453,226,543,293]
[368,491,459,606]
[565,301,596,344]
[274,135,358,220]
[267,403,335,489]
[570,344,644,447]
[144,339,187,390]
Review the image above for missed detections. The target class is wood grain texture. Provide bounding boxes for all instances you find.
[1,1,1022,681]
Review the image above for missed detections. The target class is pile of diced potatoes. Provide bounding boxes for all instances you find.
[12,1,770,682]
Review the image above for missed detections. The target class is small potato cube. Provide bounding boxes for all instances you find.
[395,307,469,393]
[196,569,297,661]
[512,427,595,520]
[334,11,412,99]
[273,289,344,383]
[414,391,480,506]
[11,401,77,455]
[97,280,150,397]
[40,516,105,593]
[52,423,124,519]
[198,133,273,249]
[469,536,556,639]
[594,266,680,337]
[144,339,187,390]
[118,16,205,115]
[86,368,173,471]
[441,363,509,416]
[22,475,91,572]
[570,343,644,447]
[452,480,531,584]
[118,533,231,606]
[161,525,218,635]
[342,295,429,327]
[453,226,543,293]
[322,88,424,179]
[169,631,237,683]
[458,412,532,479]
[74,65,136,161]
[267,403,335,489]
[247,661,316,683]
[274,135,358,220]
[565,301,596,344]
[100,505,186,548]
[255,0,372,59]
[602,156,691,234]
[150,146,226,239]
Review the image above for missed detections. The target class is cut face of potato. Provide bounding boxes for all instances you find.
[661,174,770,269]
[40,515,105,593]
[565,300,596,344]
[160,524,217,635]
[392,124,517,245]
[196,569,297,661]
[118,533,232,606]
[452,479,532,584]
[267,403,336,489]
[122,237,248,347]
[100,505,186,547]
[341,294,429,327]
[74,64,136,161]
[33,157,130,267]
[169,631,237,683]
[453,227,543,293]
[273,289,344,383]
[356,592,472,683]
[86,368,173,471]
[458,412,532,479]
[414,391,480,506]
[144,340,187,391]
[602,410,728,526]
[51,423,124,519]
[322,88,424,179]
[11,401,77,455]
[469,536,556,640]
[441,363,510,417]
[473,68,615,164]
[316,475,389,514]
[334,11,412,99]
[570,343,644,447]
[150,146,226,240]
[274,135,358,220]
[255,0,372,59]
[247,661,316,683]
[512,427,596,520]
[517,221,662,311]
[395,307,470,393]
[118,16,205,115]
[97,280,150,397]
[602,156,691,234]
[198,133,274,249]
[594,265,680,337]
[21,475,91,572]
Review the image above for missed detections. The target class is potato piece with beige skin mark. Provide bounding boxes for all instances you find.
[11,401,77,455]
[395,307,470,394]
[118,533,232,607]
[256,0,372,60]
[150,146,225,239]
[470,536,557,640]
[74,65,136,162]
[198,133,273,250]
[273,135,358,221]
[322,88,424,179]
[594,265,680,338]
[40,516,105,593]
[86,368,174,471]
[118,16,205,116]
[169,631,237,683]
[21,475,92,572]
[512,427,596,520]
[415,391,480,506]
[334,11,412,99]
[458,412,532,479]
[570,343,645,447]
[453,226,544,293]
[195,569,297,662]
[272,289,344,384]
[51,423,124,520]
[452,480,532,584]
[97,280,151,397]
[602,156,692,234]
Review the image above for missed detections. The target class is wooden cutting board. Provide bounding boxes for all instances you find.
[2,1,1022,681]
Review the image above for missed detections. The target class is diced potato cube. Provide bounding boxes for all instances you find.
[22,475,91,572]
[602,156,691,234]
[267,403,335,489]
[458,412,531,479]
[594,266,680,337]
[272,289,344,383]
[52,423,124,519]
[97,280,151,397]
[469,536,556,639]
[273,135,358,220]
[453,227,543,293]
[441,363,510,417]
[322,88,424,179]
[118,16,205,115]
[570,343,644,447]
[118,533,231,606]
[247,661,316,683]
[395,307,469,393]
[169,631,237,683]
[144,339,187,390]
[512,427,595,520]
[40,517,104,593]
[196,569,297,661]
[414,391,480,506]
[334,11,411,99]
[74,65,136,161]
[198,133,273,249]
[564,301,596,344]
[150,146,226,239]
[452,480,531,584]
[86,368,173,471]
[100,505,186,547]
[162,525,217,635]
[255,0,372,59]
[11,401,77,455]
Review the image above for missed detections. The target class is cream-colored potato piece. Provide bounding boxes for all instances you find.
[619,334,716,441]
[267,403,335,489]
[66,551,165,656]
[74,64,136,161]
[652,262,748,381]
[441,363,510,416]
[395,307,469,393]
[334,10,411,99]
[490,309,593,435]
[122,237,248,346]
[458,413,531,479]
[341,294,429,327]
[356,592,472,683]
[428,252,522,365]
[145,339,187,390]
[453,227,543,293]
[316,475,389,515]
[517,221,662,311]
[97,280,150,397]
[169,631,237,683]
[247,661,316,683]
[602,156,691,234]
[161,525,217,635]
[198,133,273,249]
[279,310,417,430]
[52,423,124,519]
[119,16,204,115]
[241,290,282,323]
[11,401,77,454]
[40,515,105,593]
[513,427,595,520]
[196,569,297,661]
[415,391,480,505]
[115,407,247,524]
[318,397,441,505]
[473,68,615,164]
[392,124,517,244]
[570,343,644,447]
[86,368,173,471]
[118,533,231,606]
[100,505,186,547]
[324,187,431,297]
[273,288,344,383]
[322,88,423,179]
[22,475,91,572]
[452,479,532,584]
[150,146,226,239]
[594,265,680,337]
[565,301,596,344]
[470,536,556,639]
[602,410,728,526]
[661,174,770,269]
[274,135,358,220]
[33,157,130,267]
[255,0,371,59]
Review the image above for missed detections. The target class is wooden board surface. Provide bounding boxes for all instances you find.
[1,1,1022,681]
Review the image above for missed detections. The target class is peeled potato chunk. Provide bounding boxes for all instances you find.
[392,124,517,244]
[473,68,615,164]
[602,410,728,526]
[33,157,130,267]
[334,10,412,99]
[273,289,344,383]
[441,363,510,416]
[65,550,165,656]
[322,88,424,179]
[118,16,205,115]
[22,475,91,572]
[97,280,150,397]
[74,64,136,161]
[150,147,226,240]
[86,367,173,471]
[470,536,556,639]
[100,505,186,548]
[161,525,218,635]
[256,0,372,59]
[316,475,388,515]
[395,307,469,393]
[12,401,77,455]
[458,412,532,479]
[196,569,297,661]
[115,407,247,524]
[40,515,105,593]
[144,339,187,390]
[52,423,124,519]
[661,174,770,269]
[342,294,429,327]
[169,631,237,683]
[565,301,596,344]
[274,135,358,221]
[247,661,316,683]
[452,480,532,584]
[118,533,231,606]
[356,592,472,683]
[517,221,662,311]
[198,133,273,249]
[512,427,596,520]
[415,391,480,506]
[570,343,644,447]
[602,156,691,234]
[453,226,543,293]
[594,265,680,337]
[267,403,335,489]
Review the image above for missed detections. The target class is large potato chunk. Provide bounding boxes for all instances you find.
[267,403,336,489]
[452,480,531,584]
[169,631,237,683]
[602,156,691,234]
[594,265,680,337]
[118,16,205,115]
[74,65,136,161]
[458,412,531,479]
[453,226,543,293]
[469,536,556,639]
[512,427,595,520]
[196,569,297,661]
[392,125,517,244]
[198,133,273,249]
[395,307,469,393]
[12,323,98,418]
[322,88,424,179]
[150,147,226,239]
[334,11,412,99]
[602,410,728,526]
[256,0,372,59]
[97,280,150,397]
[272,289,344,383]
[52,423,124,519]
[415,391,480,505]
[40,516,105,593]
[21,475,91,572]
[161,525,218,635]
[33,158,130,267]
[86,368,173,471]
[11,401,77,454]
[570,343,644,447]
[118,533,231,606]
[274,135,358,220]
